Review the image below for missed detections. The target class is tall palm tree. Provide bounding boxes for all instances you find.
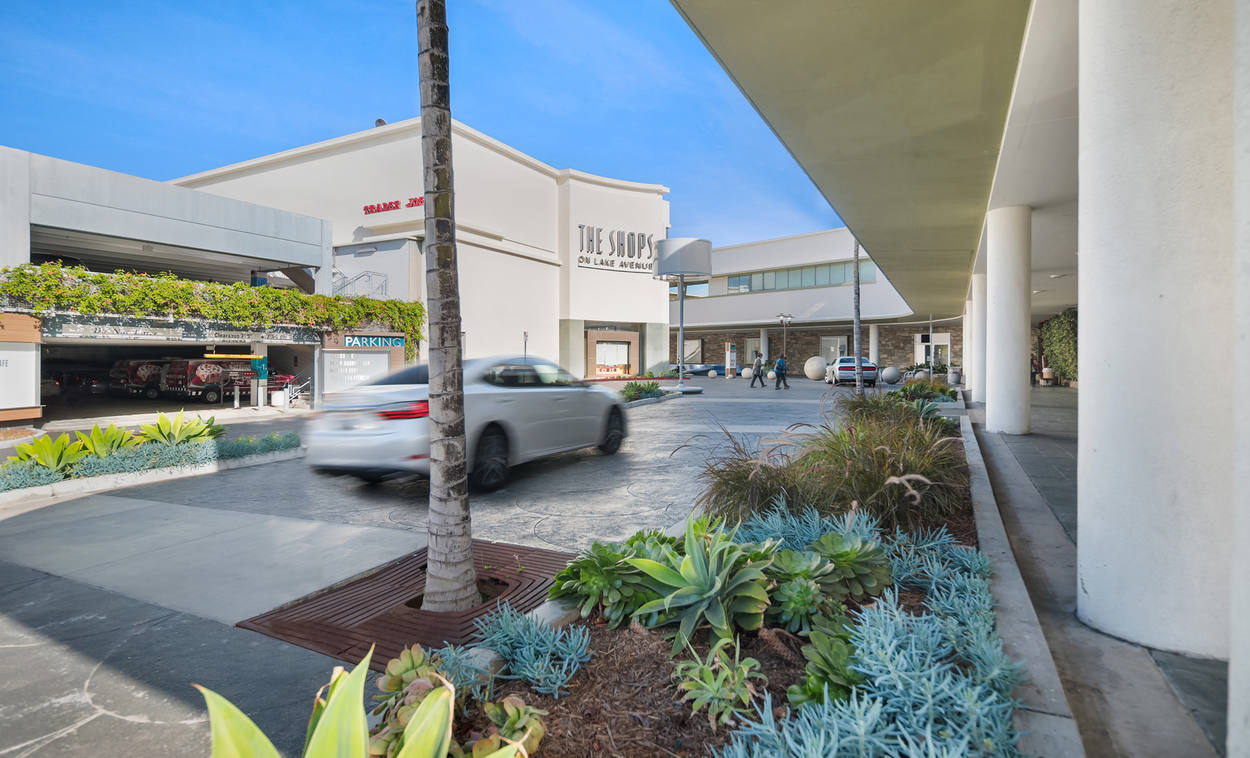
[417,0,477,612]
[852,239,864,396]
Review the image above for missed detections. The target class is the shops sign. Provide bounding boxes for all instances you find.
[576,225,656,273]
[344,335,404,348]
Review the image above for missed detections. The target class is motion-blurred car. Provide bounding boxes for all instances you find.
[668,363,726,376]
[306,356,627,490]
[826,356,878,386]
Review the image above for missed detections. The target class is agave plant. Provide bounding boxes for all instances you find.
[138,411,226,445]
[809,532,893,601]
[197,647,523,758]
[786,629,862,707]
[548,541,657,628]
[9,433,87,473]
[764,549,849,635]
[629,517,776,655]
[75,423,142,458]
[911,399,943,420]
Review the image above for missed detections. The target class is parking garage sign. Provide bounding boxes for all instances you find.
[343,335,404,348]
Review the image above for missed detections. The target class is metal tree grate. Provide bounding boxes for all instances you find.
[237,540,572,671]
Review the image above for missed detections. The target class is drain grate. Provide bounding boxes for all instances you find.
[237,540,572,671]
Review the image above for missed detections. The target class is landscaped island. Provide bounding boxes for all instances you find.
[196,393,1023,757]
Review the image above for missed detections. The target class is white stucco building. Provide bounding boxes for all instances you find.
[666,228,967,371]
[173,118,672,379]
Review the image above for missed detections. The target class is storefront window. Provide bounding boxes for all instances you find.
[682,339,702,363]
[595,341,631,376]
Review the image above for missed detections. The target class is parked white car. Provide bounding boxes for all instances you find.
[826,356,878,386]
[306,356,626,490]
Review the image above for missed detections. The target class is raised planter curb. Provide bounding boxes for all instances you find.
[624,392,682,409]
[0,447,305,507]
[959,415,1085,756]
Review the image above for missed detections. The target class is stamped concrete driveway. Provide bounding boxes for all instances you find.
[0,376,847,756]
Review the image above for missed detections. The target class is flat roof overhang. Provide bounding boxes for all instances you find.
[670,0,1031,319]
[30,227,305,284]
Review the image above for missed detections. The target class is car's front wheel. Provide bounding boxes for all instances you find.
[599,408,624,455]
[470,425,510,491]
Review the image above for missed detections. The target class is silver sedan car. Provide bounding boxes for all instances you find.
[305,356,627,490]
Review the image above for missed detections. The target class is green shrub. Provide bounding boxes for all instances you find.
[888,378,956,402]
[621,380,664,402]
[837,392,920,427]
[8,433,88,473]
[214,431,301,459]
[0,460,63,492]
[1041,307,1078,381]
[75,424,141,458]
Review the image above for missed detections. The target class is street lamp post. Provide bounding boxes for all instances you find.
[656,239,712,395]
[777,313,793,360]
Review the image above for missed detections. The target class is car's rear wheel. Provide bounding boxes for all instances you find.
[471,425,510,491]
[352,471,387,484]
[599,408,624,455]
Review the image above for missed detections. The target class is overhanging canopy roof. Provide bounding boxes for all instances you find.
[671,0,1031,318]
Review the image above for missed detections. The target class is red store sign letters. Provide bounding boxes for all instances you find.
[363,196,424,215]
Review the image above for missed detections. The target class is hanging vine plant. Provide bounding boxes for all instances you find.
[0,263,425,360]
[1040,307,1077,381]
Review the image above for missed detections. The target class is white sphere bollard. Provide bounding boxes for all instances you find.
[708,369,718,378]
[741,367,754,379]
[767,370,777,380]
[913,369,930,381]
[881,366,903,384]
[803,356,827,381]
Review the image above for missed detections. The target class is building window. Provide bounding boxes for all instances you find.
[763,271,776,290]
[683,339,702,363]
[819,336,849,362]
[717,261,878,296]
[745,337,761,361]
[595,342,631,376]
[727,275,751,293]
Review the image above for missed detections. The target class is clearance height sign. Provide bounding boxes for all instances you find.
[576,224,656,273]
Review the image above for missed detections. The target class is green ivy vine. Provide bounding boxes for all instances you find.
[1040,307,1077,381]
[0,263,425,360]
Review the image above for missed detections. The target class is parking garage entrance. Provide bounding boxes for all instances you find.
[31,312,321,423]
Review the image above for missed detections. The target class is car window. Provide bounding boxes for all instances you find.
[483,363,541,387]
[532,362,577,387]
[369,365,429,385]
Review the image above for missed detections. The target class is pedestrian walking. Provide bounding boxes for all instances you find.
[750,351,766,388]
[774,354,790,390]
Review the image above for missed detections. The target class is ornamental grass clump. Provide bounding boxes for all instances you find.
[696,429,837,523]
[792,415,967,531]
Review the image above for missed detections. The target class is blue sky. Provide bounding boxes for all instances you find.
[0,0,842,246]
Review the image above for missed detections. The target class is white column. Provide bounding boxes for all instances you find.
[984,206,1032,434]
[1078,0,1233,658]
[868,324,879,365]
[1227,2,1249,752]
[960,300,971,383]
[760,328,769,361]
[970,273,987,402]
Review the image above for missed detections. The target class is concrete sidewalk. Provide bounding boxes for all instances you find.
[970,390,1223,757]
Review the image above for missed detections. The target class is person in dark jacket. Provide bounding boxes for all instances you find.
[774,354,790,390]
[750,352,766,388]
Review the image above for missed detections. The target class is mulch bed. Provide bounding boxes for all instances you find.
[456,476,981,757]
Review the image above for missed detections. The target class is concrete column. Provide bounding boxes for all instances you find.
[960,300,971,381]
[984,206,1032,434]
[970,274,987,402]
[868,324,879,365]
[0,147,31,269]
[759,328,769,361]
[1228,2,1249,752]
[313,220,334,295]
[1078,0,1233,658]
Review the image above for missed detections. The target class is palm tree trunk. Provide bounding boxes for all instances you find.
[852,239,864,397]
[417,0,477,612]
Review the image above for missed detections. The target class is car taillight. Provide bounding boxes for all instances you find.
[378,401,430,420]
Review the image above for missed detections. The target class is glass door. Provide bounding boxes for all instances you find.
[819,336,848,362]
